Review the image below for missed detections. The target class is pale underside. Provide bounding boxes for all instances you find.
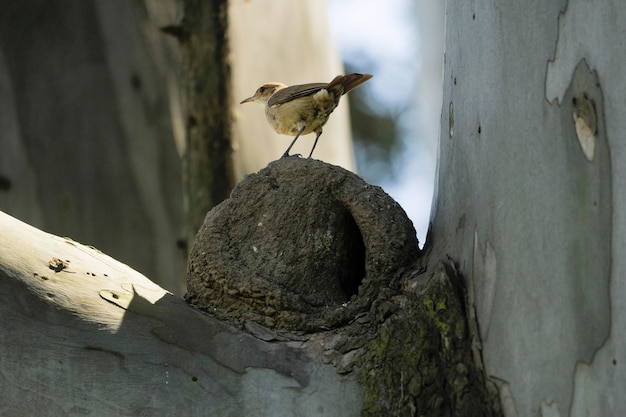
[265,88,338,137]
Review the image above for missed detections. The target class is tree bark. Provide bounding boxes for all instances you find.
[433,0,625,415]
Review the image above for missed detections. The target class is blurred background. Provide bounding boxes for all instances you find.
[0,0,444,293]
[327,0,443,246]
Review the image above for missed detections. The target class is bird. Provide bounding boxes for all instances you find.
[240,73,373,159]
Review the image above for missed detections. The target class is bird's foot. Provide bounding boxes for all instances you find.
[281,153,302,158]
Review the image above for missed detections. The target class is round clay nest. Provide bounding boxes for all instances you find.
[186,157,419,331]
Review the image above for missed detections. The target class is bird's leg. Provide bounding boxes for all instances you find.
[307,131,322,159]
[281,125,307,158]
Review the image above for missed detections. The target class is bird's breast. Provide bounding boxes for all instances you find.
[265,89,341,137]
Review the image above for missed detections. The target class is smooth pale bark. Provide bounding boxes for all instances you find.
[0,211,362,416]
[434,1,625,415]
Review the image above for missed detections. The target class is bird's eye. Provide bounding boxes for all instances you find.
[259,86,266,93]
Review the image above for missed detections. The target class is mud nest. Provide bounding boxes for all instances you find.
[186,157,419,331]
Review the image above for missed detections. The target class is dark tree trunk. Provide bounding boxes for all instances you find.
[175,0,235,245]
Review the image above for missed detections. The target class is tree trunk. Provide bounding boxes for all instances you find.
[433,1,625,415]
[174,0,235,246]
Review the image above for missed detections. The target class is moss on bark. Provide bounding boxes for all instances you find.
[357,261,502,417]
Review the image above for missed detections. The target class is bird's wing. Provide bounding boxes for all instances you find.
[267,82,327,107]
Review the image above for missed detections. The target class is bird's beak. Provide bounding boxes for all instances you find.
[240,95,256,104]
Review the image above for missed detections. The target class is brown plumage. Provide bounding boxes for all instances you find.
[240,73,373,159]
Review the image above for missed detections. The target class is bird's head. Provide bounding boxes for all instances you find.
[240,82,285,105]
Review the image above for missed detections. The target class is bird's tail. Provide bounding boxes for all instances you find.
[326,73,373,96]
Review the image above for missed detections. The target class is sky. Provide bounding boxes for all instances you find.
[327,0,441,246]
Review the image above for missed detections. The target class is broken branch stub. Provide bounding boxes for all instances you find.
[186,157,420,331]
